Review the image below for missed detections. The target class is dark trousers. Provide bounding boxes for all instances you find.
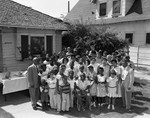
[29,87,40,107]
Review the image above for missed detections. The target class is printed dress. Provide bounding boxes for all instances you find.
[87,71,97,96]
[107,76,118,98]
[97,74,107,97]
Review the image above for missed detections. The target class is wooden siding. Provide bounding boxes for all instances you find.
[55,31,62,54]
[1,27,62,72]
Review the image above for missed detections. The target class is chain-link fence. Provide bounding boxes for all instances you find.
[129,46,150,67]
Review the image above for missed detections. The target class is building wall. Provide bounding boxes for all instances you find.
[66,0,96,23]
[66,0,135,22]
[55,30,62,54]
[99,20,150,46]
[1,27,62,72]
[0,29,3,72]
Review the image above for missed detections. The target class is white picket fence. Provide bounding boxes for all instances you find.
[129,46,150,66]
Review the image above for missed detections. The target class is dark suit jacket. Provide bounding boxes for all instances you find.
[27,64,39,88]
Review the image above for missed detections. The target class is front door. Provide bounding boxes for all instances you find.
[46,36,53,56]
[0,30,3,72]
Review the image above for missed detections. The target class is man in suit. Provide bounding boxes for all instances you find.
[27,57,40,110]
[121,59,134,111]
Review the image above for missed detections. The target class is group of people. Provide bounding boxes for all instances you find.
[27,47,135,113]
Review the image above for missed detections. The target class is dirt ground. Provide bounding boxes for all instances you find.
[0,65,150,118]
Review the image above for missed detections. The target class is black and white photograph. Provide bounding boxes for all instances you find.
[0,0,150,118]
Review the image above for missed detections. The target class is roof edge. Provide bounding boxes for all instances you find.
[0,24,68,31]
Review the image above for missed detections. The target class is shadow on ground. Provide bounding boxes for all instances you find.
[0,90,30,107]
[0,107,15,118]
[0,76,150,118]
[135,66,150,72]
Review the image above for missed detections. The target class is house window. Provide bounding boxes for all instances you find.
[112,0,121,15]
[125,33,133,44]
[20,35,54,59]
[146,33,150,44]
[30,36,45,56]
[99,2,107,17]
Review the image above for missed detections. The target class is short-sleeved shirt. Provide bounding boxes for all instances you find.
[68,78,76,90]
[97,74,105,82]
[76,79,90,90]
[47,76,56,89]
[107,76,118,87]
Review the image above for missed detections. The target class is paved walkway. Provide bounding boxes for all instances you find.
[0,66,150,118]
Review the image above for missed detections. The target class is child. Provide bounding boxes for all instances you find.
[111,59,122,98]
[97,66,107,107]
[47,70,57,109]
[39,63,49,80]
[75,73,91,111]
[68,70,76,108]
[87,64,97,107]
[60,75,71,112]
[40,79,49,111]
[106,69,118,110]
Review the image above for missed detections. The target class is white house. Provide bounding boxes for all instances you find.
[65,0,150,46]
[0,0,67,72]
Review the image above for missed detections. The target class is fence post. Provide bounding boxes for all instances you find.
[137,46,140,67]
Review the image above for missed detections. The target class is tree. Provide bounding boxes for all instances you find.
[62,20,128,55]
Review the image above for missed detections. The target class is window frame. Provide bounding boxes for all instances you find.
[20,33,54,58]
[146,33,150,45]
[99,2,107,17]
[112,0,121,17]
[125,33,133,45]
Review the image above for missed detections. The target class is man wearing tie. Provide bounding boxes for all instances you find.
[121,59,134,111]
[27,57,40,110]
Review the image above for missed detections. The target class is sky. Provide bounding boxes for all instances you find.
[13,0,79,18]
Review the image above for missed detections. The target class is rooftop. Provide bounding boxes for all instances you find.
[66,0,150,24]
[0,0,67,30]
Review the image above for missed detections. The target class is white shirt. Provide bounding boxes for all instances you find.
[97,74,105,82]
[76,78,90,90]
[47,76,56,88]
[68,78,76,89]
[121,66,129,81]
[107,76,118,87]
[46,64,54,72]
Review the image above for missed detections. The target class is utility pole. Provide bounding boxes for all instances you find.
[68,1,70,13]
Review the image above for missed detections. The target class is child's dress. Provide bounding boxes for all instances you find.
[88,71,97,96]
[107,76,118,98]
[97,74,107,97]
[40,84,49,103]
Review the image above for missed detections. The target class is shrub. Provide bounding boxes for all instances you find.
[62,21,128,55]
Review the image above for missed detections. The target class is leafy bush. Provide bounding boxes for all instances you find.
[62,21,128,55]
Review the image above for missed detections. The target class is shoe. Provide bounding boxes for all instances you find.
[77,104,81,111]
[36,103,41,107]
[33,107,37,110]
[112,105,115,110]
[107,105,110,109]
[126,107,132,112]
[57,111,60,113]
